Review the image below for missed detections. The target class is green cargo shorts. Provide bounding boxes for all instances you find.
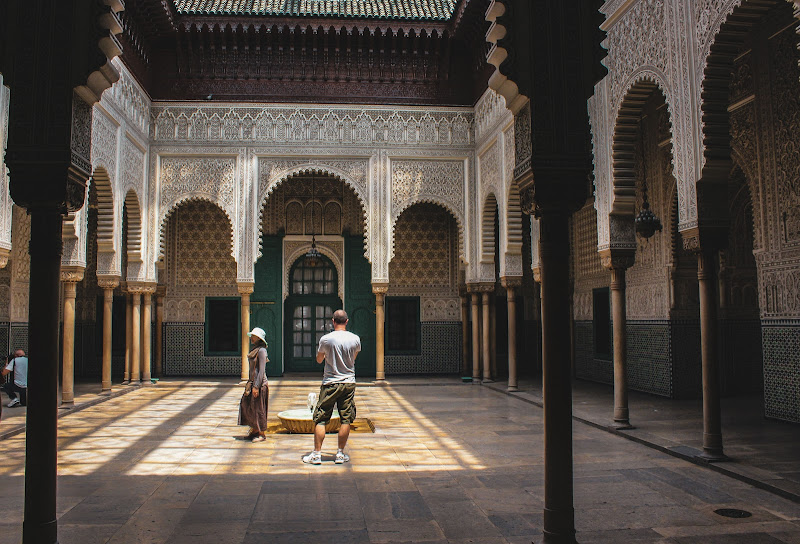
[313,382,357,425]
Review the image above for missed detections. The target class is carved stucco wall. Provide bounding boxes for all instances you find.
[163,200,237,322]
[0,77,11,261]
[572,201,608,321]
[150,103,475,284]
[388,203,460,322]
[9,206,30,323]
[474,88,521,281]
[89,60,151,280]
[596,0,800,320]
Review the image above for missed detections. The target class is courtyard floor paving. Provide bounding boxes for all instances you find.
[0,377,799,543]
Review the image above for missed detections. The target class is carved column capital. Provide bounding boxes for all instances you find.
[500,276,523,290]
[60,266,85,284]
[237,282,255,295]
[599,249,636,271]
[532,266,542,283]
[97,276,120,290]
[156,285,167,298]
[372,283,389,296]
[127,281,157,295]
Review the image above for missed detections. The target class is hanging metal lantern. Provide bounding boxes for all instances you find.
[635,125,662,239]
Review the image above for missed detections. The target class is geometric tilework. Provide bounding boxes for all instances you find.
[628,321,671,397]
[164,323,239,376]
[762,321,800,423]
[10,323,27,355]
[574,321,613,385]
[385,322,461,374]
[575,319,702,399]
[0,322,9,361]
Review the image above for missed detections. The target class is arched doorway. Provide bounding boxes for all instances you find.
[284,254,341,372]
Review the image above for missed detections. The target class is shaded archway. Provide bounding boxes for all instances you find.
[256,171,372,377]
[160,199,238,376]
[387,202,461,375]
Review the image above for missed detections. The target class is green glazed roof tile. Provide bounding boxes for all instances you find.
[172,0,458,20]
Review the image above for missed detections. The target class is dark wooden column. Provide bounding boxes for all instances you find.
[3,1,125,541]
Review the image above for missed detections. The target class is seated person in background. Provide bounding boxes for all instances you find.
[2,349,28,408]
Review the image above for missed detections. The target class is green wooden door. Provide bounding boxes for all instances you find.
[285,298,338,372]
[253,235,283,376]
[284,254,341,372]
[345,235,376,377]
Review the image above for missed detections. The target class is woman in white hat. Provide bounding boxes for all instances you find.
[239,327,269,442]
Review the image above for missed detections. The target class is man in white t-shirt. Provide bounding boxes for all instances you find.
[2,349,28,407]
[303,309,361,465]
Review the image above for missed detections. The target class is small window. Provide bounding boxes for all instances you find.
[593,288,612,360]
[205,297,241,355]
[386,297,420,354]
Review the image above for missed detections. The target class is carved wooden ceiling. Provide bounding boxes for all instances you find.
[118,0,492,105]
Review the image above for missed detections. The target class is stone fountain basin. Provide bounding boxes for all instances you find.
[277,409,340,433]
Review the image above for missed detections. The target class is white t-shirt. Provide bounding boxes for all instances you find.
[317,330,361,385]
[5,356,28,388]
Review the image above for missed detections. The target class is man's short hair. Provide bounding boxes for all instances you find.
[14,349,24,357]
[333,309,348,324]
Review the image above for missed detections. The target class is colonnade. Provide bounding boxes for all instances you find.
[59,275,163,402]
[370,280,521,387]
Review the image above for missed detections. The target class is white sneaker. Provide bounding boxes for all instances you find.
[302,451,322,465]
[7,398,20,408]
[335,451,349,464]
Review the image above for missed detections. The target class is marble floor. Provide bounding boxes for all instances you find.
[1,378,799,543]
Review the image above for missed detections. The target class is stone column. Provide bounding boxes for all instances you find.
[502,277,522,392]
[98,277,119,392]
[601,251,635,429]
[238,282,254,381]
[460,287,471,378]
[60,268,83,406]
[124,291,132,383]
[481,287,493,383]
[155,286,165,378]
[373,283,389,381]
[140,285,156,384]
[697,247,725,460]
[539,211,576,542]
[469,288,481,382]
[130,291,141,383]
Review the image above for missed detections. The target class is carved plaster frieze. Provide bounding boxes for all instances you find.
[151,105,474,148]
[475,88,512,145]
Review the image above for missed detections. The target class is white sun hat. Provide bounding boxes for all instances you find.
[247,327,267,345]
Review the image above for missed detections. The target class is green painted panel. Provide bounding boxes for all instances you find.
[344,235,376,377]
[253,235,283,376]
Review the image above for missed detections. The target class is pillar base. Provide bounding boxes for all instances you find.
[58,403,74,409]
[612,422,635,431]
[507,385,519,392]
[698,449,729,463]
[482,378,495,384]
